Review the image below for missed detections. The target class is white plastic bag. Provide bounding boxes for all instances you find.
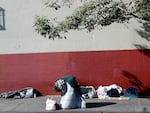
[97,84,122,99]
[97,85,110,99]
[45,97,56,111]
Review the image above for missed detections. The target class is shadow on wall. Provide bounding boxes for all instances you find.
[136,21,150,41]
[122,71,150,96]
[133,22,150,96]
[134,44,150,58]
[134,21,150,58]
[0,7,5,30]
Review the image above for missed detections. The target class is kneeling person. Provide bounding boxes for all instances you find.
[54,76,86,109]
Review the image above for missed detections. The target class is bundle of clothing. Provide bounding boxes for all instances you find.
[80,86,97,99]
[0,87,41,99]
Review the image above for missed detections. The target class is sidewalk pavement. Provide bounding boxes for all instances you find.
[0,96,150,113]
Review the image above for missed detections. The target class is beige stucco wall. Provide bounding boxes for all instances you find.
[0,0,149,54]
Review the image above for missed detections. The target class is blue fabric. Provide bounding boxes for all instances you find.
[124,87,138,98]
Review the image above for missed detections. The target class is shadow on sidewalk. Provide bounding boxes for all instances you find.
[86,102,116,108]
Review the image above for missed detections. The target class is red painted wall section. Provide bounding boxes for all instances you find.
[69,50,150,96]
[0,50,150,96]
[0,53,70,95]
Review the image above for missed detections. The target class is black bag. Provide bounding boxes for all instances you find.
[107,88,120,97]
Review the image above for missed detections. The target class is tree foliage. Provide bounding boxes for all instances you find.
[134,0,150,21]
[34,0,150,40]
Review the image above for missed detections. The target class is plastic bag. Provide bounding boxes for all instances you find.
[45,97,57,111]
